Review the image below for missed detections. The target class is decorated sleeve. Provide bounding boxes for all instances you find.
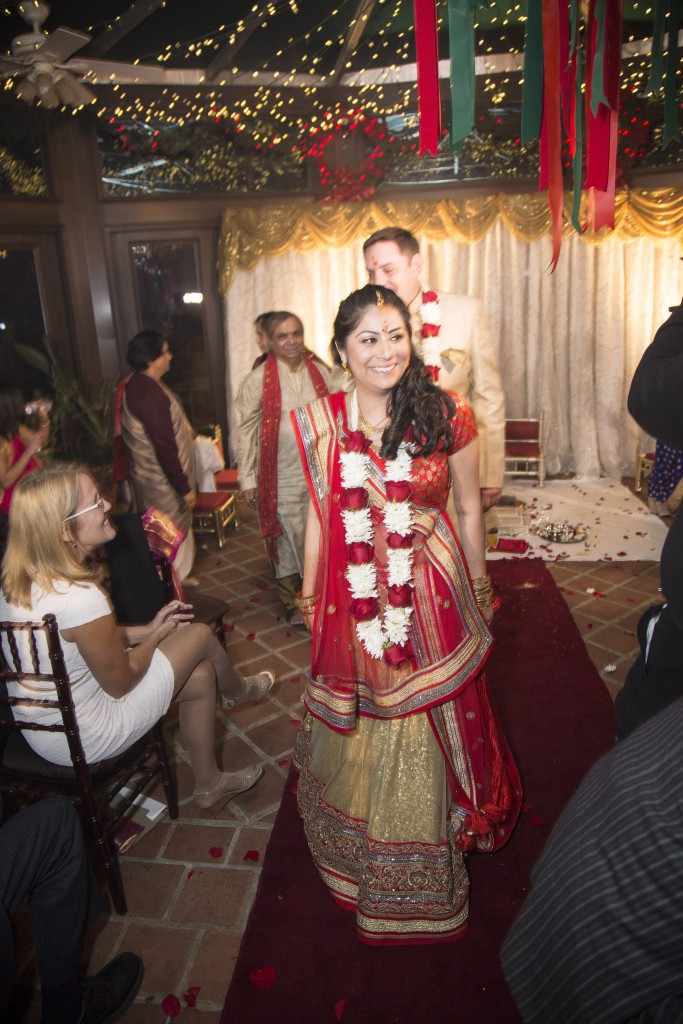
[446,392,478,455]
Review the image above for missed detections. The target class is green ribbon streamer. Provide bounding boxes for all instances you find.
[591,0,608,115]
[569,0,579,58]
[645,0,666,94]
[521,0,543,145]
[571,45,584,233]
[448,0,476,151]
[663,0,682,148]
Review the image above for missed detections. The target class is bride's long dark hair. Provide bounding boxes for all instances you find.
[331,285,456,460]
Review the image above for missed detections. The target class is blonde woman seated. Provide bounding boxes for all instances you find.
[0,465,273,810]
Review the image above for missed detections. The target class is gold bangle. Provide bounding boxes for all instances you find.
[295,593,318,614]
[475,593,493,610]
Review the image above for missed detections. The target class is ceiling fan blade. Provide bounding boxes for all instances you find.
[38,26,91,63]
[0,56,25,73]
[68,57,169,85]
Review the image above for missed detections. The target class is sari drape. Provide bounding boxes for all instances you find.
[290,392,521,944]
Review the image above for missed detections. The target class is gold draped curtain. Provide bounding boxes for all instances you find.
[218,186,683,293]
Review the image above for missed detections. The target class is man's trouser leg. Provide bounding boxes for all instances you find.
[0,797,99,1024]
[276,572,302,614]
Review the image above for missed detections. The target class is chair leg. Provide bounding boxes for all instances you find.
[152,722,179,819]
[86,814,128,914]
[539,454,546,487]
[635,457,643,492]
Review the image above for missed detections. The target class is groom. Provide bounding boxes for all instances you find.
[363,226,505,510]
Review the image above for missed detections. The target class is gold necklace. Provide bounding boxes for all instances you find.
[357,406,389,438]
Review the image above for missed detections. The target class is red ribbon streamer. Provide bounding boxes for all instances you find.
[540,0,564,270]
[584,0,622,232]
[413,0,441,156]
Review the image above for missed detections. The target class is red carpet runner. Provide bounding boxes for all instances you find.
[221,559,616,1024]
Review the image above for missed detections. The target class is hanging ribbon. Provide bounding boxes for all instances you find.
[413,0,441,156]
[645,0,666,94]
[663,0,682,148]
[540,0,564,270]
[448,0,476,151]
[585,0,622,233]
[568,0,584,233]
[521,0,544,145]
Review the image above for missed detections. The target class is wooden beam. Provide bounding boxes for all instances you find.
[331,0,378,85]
[205,6,268,82]
[79,0,165,59]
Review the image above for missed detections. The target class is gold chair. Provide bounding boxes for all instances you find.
[635,450,656,493]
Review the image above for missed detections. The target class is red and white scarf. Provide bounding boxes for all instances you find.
[258,352,329,561]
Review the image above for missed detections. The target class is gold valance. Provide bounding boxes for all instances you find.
[218,187,683,293]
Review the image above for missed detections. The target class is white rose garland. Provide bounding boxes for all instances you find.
[340,391,415,661]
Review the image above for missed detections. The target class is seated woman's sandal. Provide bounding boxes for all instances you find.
[221,670,274,711]
[193,766,263,809]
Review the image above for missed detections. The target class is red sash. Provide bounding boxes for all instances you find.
[257,352,328,561]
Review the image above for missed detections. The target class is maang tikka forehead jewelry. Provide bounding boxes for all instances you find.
[375,289,385,313]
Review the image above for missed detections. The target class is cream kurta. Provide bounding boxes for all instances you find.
[235,356,331,577]
[409,289,505,489]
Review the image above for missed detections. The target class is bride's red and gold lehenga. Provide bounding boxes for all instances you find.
[291,390,521,946]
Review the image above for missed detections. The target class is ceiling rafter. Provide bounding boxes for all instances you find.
[330,0,378,85]
[78,0,165,59]
[205,4,271,83]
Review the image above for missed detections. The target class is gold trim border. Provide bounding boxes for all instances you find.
[218,188,683,292]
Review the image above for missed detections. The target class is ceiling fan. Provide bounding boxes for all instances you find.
[0,0,100,106]
[0,0,181,109]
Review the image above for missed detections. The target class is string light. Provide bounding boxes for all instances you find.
[0,0,679,195]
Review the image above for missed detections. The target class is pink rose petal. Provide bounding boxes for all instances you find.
[246,632,256,641]
[184,986,200,1008]
[209,846,223,859]
[334,998,346,1020]
[161,994,181,1017]
[187,869,194,878]
[243,849,259,862]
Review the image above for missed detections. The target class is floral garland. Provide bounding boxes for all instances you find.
[339,391,415,666]
[419,289,442,382]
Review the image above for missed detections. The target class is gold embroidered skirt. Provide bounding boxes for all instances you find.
[294,711,470,945]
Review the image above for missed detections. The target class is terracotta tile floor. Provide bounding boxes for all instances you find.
[9,486,666,1023]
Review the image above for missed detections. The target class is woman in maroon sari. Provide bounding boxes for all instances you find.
[290,285,521,946]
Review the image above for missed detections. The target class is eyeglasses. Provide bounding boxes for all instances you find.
[63,497,105,522]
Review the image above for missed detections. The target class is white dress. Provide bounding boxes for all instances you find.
[0,581,174,766]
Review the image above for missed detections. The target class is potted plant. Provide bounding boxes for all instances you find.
[13,336,114,495]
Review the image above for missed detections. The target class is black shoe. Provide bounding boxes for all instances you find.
[79,952,144,1024]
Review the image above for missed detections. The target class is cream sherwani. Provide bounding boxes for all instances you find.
[235,356,331,577]
[408,289,505,489]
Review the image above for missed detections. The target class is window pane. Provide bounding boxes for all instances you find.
[130,241,214,426]
[0,248,48,398]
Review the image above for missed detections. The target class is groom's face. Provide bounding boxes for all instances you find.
[364,240,422,306]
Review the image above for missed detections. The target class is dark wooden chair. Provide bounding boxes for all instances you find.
[504,414,546,486]
[0,614,178,915]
